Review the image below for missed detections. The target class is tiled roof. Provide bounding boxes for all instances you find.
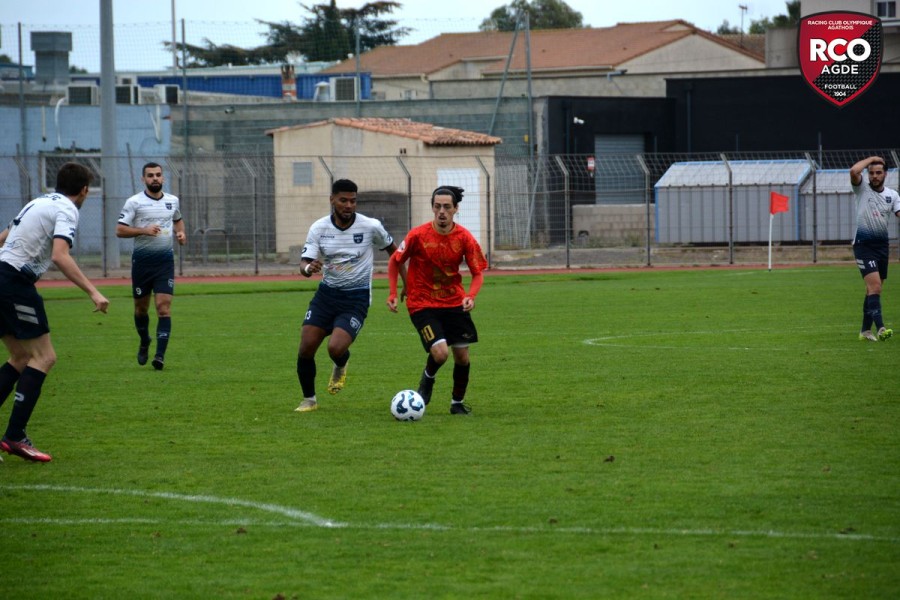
[321,20,764,77]
[266,118,502,146]
[718,33,766,58]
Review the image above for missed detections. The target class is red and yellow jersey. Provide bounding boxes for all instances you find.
[394,222,487,313]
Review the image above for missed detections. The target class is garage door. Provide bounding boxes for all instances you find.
[594,135,645,205]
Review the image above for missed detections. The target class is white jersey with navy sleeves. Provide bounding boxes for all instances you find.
[852,181,900,245]
[0,193,79,280]
[118,191,183,261]
[302,213,392,296]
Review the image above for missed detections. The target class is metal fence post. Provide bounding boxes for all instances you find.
[805,152,818,264]
[239,157,259,275]
[101,175,108,277]
[475,156,492,267]
[13,155,33,208]
[553,156,570,268]
[721,153,734,265]
[636,153,652,267]
[396,156,412,232]
[318,156,334,189]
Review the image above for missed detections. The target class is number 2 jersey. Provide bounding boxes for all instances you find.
[393,222,487,314]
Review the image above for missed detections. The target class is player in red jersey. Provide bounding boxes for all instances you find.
[387,186,487,415]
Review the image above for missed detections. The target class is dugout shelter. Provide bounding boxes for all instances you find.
[654,159,810,244]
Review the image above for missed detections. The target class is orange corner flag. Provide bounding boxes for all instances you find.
[770,191,789,215]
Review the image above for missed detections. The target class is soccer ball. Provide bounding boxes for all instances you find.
[391,389,426,421]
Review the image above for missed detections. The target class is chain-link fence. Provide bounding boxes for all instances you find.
[1,149,898,277]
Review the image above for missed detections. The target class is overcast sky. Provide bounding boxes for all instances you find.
[3,0,792,71]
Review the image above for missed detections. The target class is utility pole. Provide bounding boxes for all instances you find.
[171,0,177,76]
[738,4,748,47]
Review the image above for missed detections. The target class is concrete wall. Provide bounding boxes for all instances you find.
[573,204,653,245]
[766,28,798,68]
[371,75,429,101]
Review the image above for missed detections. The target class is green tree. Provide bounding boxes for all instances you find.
[166,1,408,67]
[716,20,741,35]
[748,0,800,33]
[480,0,585,32]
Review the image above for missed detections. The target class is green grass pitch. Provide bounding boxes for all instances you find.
[1,266,898,598]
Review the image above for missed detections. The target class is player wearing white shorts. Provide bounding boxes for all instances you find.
[0,162,109,462]
[294,179,405,413]
[849,156,900,342]
[116,163,186,370]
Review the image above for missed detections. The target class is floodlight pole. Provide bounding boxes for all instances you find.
[100,0,121,270]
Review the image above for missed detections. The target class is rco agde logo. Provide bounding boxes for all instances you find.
[798,11,883,107]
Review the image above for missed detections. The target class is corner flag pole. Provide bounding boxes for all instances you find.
[767,191,790,272]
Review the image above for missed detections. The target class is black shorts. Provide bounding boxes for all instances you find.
[132,256,175,298]
[410,307,478,352]
[854,244,889,281]
[0,262,50,340]
[303,283,369,340]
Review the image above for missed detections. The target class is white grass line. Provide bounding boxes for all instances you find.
[583,327,849,351]
[0,484,343,528]
[2,484,897,544]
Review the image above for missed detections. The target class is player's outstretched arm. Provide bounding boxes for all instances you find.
[51,238,109,313]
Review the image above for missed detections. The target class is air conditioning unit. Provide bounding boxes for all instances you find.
[117,74,138,85]
[329,77,357,102]
[115,84,141,104]
[312,81,330,102]
[154,84,180,104]
[66,84,99,106]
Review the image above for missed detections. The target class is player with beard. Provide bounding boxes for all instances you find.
[386,186,487,415]
[116,163,187,369]
[294,179,405,412]
[849,156,900,341]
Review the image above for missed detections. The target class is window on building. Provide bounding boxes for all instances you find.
[41,153,102,191]
[292,161,313,186]
[876,1,896,18]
